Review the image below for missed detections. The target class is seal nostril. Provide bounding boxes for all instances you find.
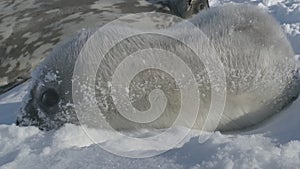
[41,89,59,107]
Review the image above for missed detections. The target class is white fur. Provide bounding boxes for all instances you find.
[18,4,299,131]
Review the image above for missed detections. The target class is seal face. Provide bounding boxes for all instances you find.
[17,31,92,130]
[17,4,300,131]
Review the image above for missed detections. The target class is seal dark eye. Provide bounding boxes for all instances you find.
[41,89,59,107]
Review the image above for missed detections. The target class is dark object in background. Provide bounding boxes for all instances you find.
[149,0,210,18]
[189,0,210,13]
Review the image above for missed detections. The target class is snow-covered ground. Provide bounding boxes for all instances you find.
[1,0,300,168]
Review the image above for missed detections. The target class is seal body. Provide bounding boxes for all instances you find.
[192,4,299,131]
[17,4,299,131]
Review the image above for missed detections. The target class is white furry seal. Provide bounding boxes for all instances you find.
[17,4,300,131]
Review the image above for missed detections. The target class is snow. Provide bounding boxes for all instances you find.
[1,0,300,168]
[0,82,29,125]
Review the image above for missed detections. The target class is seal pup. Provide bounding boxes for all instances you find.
[17,4,300,131]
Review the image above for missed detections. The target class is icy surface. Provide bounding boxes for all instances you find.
[1,0,300,168]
